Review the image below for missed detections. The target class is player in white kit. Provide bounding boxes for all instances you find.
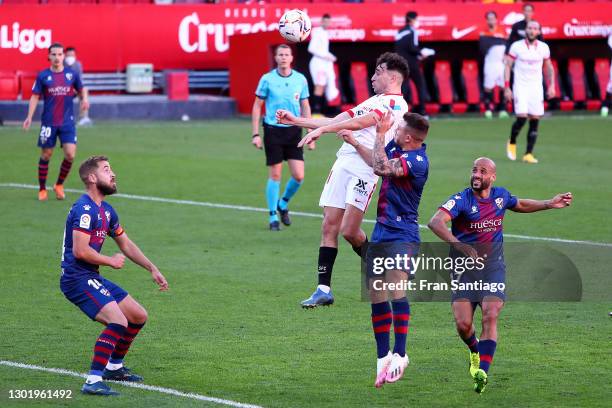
[276,53,409,308]
[308,13,340,115]
[479,11,508,119]
[504,20,555,164]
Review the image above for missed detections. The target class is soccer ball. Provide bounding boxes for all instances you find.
[278,9,312,43]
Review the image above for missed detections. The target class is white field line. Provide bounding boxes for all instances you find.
[1,182,610,248]
[0,360,264,408]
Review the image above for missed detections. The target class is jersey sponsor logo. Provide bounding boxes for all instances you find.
[293,92,299,101]
[0,22,52,55]
[495,197,504,209]
[469,218,502,231]
[443,199,455,211]
[416,155,423,162]
[79,214,91,229]
[353,179,369,196]
[47,86,73,96]
[451,25,478,40]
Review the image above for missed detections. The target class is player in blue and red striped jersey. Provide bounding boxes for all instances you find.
[340,109,429,388]
[428,157,572,393]
[61,155,168,396]
[23,42,89,201]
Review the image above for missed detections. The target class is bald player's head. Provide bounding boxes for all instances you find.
[471,157,496,192]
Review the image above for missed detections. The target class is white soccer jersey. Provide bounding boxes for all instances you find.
[308,27,333,62]
[336,94,409,171]
[508,39,550,87]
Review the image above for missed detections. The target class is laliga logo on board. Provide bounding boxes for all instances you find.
[178,12,277,54]
[0,22,51,54]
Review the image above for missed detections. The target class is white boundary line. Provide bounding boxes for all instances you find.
[0,360,264,408]
[2,182,611,248]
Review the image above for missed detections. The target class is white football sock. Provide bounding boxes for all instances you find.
[317,285,331,294]
[105,362,123,371]
[86,375,102,384]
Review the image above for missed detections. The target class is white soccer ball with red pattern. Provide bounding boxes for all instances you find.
[278,9,312,43]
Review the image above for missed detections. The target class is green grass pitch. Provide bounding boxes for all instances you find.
[0,116,610,407]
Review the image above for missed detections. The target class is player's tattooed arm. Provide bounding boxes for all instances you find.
[372,110,406,177]
[503,57,514,102]
[511,192,572,213]
[544,59,556,99]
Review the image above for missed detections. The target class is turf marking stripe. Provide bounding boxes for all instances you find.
[2,182,610,248]
[0,360,264,408]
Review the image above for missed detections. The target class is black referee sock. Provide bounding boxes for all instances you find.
[312,95,324,114]
[510,117,526,144]
[526,118,539,154]
[317,246,338,287]
[483,90,494,111]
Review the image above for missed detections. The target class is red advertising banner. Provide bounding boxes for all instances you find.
[1,4,610,72]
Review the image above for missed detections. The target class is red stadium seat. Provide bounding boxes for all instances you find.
[46,0,71,3]
[166,72,189,101]
[0,72,19,101]
[594,58,610,100]
[567,58,587,102]
[434,60,453,105]
[461,59,481,107]
[1,0,39,3]
[350,62,370,105]
[18,71,37,100]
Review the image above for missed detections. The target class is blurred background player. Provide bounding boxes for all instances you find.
[428,157,572,393]
[395,11,434,117]
[277,52,409,308]
[65,46,93,127]
[251,44,312,231]
[479,11,509,119]
[601,33,612,117]
[504,21,555,164]
[23,43,89,201]
[505,3,543,53]
[308,13,339,116]
[341,110,429,388]
[60,155,168,396]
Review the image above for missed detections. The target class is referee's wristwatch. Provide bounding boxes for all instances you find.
[252,133,260,138]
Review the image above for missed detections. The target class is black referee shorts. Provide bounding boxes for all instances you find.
[263,123,304,166]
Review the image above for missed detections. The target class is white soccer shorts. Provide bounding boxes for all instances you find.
[483,61,505,90]
[319,159,377,212]
[309,59,340,102]
[513,84,544,116]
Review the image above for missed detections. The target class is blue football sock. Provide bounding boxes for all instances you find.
[478,339,497,373]
[278,177,303,211]
[266,179,280,223]
[391,298,410,357]
[371,301,392,358]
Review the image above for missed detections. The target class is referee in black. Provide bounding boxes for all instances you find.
[505,3,543,53]
[395,11,428,116]
[251,44,313,231]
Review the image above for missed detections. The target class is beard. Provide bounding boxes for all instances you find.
[97,180,117,195]
[470,177,489,192]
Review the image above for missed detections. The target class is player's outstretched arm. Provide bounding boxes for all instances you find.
[427,210,479,259]
[113,233,169,291]
[22,94,40,130]
[297,111,378,147]
[543,59,556,99]
[511,192,572,213]
[276,109,351,129]
[337,130,372,166]
[371,110,405,177]
[73,230,125,269]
